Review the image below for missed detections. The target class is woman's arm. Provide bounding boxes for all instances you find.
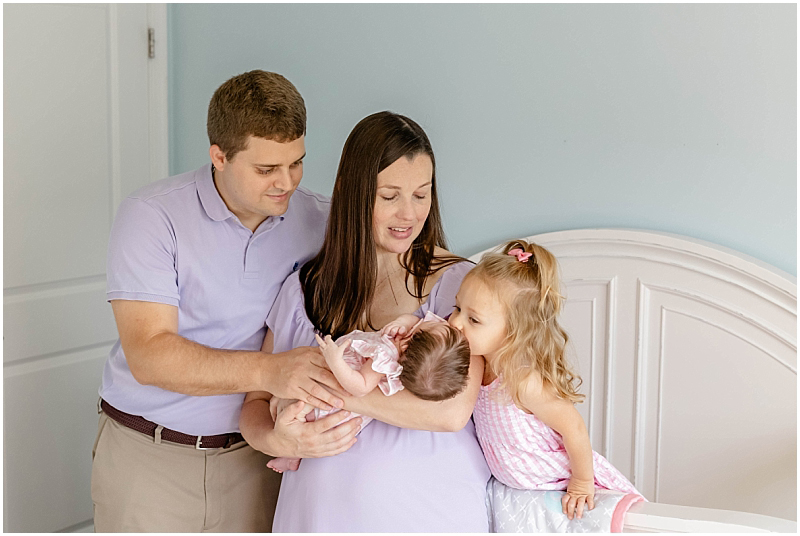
[342,354,484,432]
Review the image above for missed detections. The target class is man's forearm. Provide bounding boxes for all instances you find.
[126,332,269,395]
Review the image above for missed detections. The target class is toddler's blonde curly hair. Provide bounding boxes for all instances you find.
[468,239,584,407]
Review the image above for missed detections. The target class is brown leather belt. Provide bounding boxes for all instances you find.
[100,399,244,449]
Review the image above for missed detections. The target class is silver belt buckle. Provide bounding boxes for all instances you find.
[195,436,210,450]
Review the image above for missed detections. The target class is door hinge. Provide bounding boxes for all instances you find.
[148,28,155,59]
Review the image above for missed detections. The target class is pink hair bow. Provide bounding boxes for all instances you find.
[508,248,532,262]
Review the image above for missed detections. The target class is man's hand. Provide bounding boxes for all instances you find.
[263,346,344,411]
[562,477,595,520]
[269,399,362,459]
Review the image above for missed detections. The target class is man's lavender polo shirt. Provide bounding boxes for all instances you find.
[100,164,329,436]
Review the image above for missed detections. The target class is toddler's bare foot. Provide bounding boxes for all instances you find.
[267,457,301,473]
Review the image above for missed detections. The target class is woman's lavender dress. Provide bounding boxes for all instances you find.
[267,262,491,532]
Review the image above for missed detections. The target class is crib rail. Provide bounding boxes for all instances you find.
[623,502,797,533]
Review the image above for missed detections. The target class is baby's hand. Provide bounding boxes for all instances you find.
[269,397,298,423]
[562,478,595,520]
[315,334,351,366]
[380,320,410,340]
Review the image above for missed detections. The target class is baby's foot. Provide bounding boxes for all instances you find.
[267,457,301,473]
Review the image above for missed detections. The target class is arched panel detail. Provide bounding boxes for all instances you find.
[468,228,797,520]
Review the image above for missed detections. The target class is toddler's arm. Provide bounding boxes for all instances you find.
[520,377,595,520]
[315,334,383,397]
[380,313,421,340]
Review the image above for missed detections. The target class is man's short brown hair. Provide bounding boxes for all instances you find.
[207,70,306,161]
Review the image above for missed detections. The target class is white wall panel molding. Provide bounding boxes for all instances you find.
[564,296,595,409]
[4,4,168,530]
[5,343,114,379]
[147,3,169,182]
[4,3,113,289]
[107,3,123,223]
[4,354,108,532]
[4,281,116,365]
[633,279,652,497]
[562,278,616,457]
[527,229,796,312]
[643,283,796,372]
[602,277,616,458]
[3,274,106,297]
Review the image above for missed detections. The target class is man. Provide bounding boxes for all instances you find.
[91,70,361,532]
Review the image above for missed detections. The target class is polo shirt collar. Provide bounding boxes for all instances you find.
[196,163,235,222]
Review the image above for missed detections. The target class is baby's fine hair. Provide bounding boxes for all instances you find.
[400,325,471,401]
[468,239,584,406]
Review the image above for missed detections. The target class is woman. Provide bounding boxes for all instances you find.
[241,111,490,531]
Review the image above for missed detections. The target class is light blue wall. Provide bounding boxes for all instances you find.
[168,4,796,275]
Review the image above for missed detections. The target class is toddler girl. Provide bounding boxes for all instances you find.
[267,310,471,473]
[448,240,641,520]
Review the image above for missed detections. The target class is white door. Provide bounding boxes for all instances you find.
[3,4,167,531]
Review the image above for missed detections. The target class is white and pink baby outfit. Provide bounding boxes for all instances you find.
[312,310,447,425]
[268,308,448,474]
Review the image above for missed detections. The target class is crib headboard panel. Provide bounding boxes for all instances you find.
[468,229,797,521]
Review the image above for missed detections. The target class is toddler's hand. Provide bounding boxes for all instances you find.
[562,478,595,520]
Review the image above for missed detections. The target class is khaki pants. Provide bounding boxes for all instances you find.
[91,412,281,532]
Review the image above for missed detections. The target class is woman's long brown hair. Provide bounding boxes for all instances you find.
[300,111,463,339]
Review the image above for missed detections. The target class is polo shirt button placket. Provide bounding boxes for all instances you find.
[243,234,260,280]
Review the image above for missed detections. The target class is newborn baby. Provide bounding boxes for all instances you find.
[267,311,471,473]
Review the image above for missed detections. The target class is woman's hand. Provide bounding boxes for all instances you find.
[241,391,363,459]
[562,477,595,519]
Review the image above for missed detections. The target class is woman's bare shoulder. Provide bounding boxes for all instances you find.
[433,246,454,258]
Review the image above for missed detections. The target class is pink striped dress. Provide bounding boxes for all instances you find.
[474,377,640,494]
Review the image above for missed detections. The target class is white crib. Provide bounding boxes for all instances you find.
[469,229,797,532]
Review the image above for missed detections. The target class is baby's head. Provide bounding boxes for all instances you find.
[398,321,471,401]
